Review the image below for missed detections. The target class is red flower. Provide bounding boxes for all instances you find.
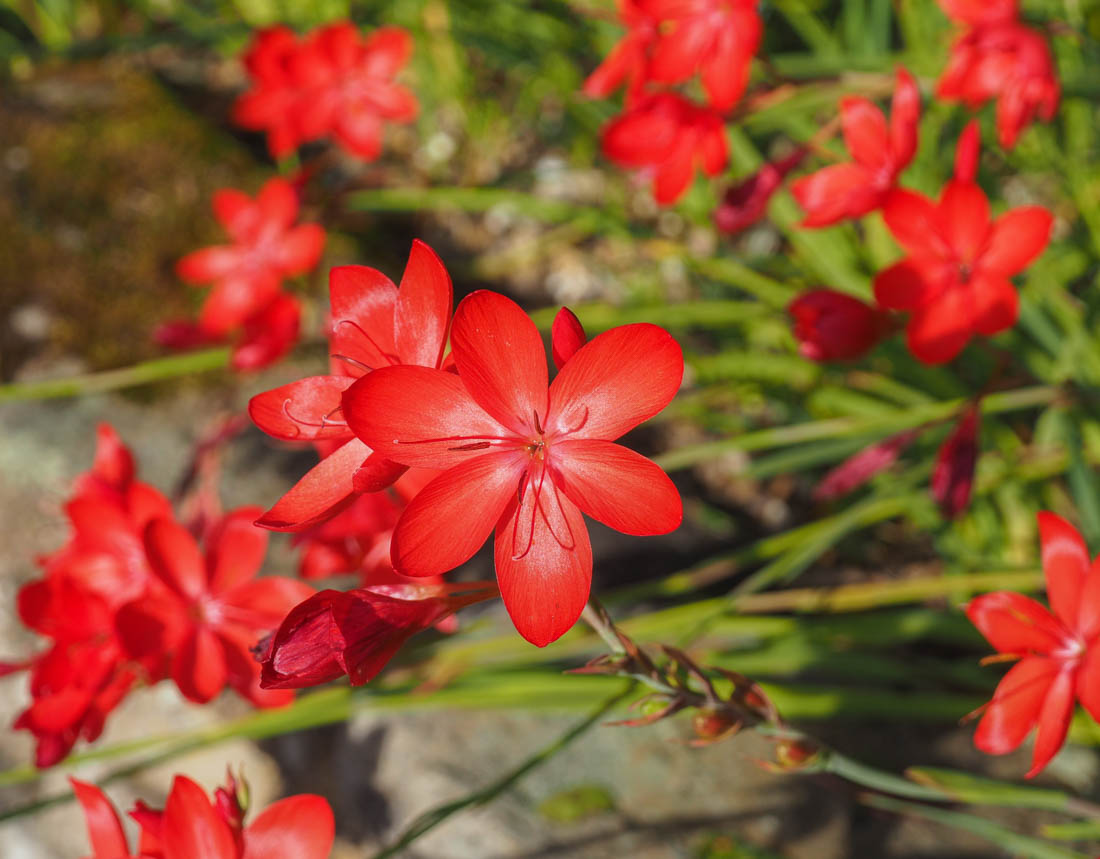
[72,771,335,859]
[259,582,498,688]
[791,67,920,227]
[966,513,1100,777]
[639,0,761,112]
[116,510,314,706]
[176,178,324,337]
[343,291,684,646]
[248,240,453,531]
[873,169,1052,363]
[936,3,1058,148]
[602,92,728,205]
[232,26,304,159]
[715,148,806,234]
[582,0,657,99]
[232,293,301,371]
[931,407,980,518]
[788,289,887,362]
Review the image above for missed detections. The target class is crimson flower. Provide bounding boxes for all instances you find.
[343,291,684,646]
[931,407,980,518]
[602,92,728,205]
[582,0,656,99]
[792,67,920,227]
[231,26,303,158]
[873,171,1053,364]
[176,178,323,337]
[249,240,453,530]
[72,770,334,859]
[936,1,1058,149]
[967,513,1100,777]
[788,289,888,362]
[715,148,806,235]
[259,582,498,688]
[116,510,314,706]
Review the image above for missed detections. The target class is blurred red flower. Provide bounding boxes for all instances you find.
[788,289,888,362]
[582,0,657,100]
[792,68,920,227]
[601,92,728,205]
[231,26,303,159]
[343,291,684,646]
[715,148,806,234]
[248,240,453,531]
[967,513,1100,777]
[931,407,980,518]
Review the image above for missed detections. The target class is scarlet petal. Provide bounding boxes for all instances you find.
[1075,644,1100,723]
[968,275,1018,336]
[791,164,880,227]
[144,518,207,601]
[274,223,325,275]
[249,376,355,442]
[219,577,316,630]
[1077,555,1100,641]
[257,437,371,532]
[974,656,1057,755]
[966,591,1066,654]
[551,307,587,370]
[199,273,281,336]
[873,260,933,311]
[1038,511,1091,629]
[889,67,920,167]
[71,778,130,859]
[1027,666,1075,777]
[548,323,683,441]
[906,290,974,365]
[394,240,453,368]
[954,120,981,183]
[551,439,681,536]
[391,452,526,577]
[362,27,413,77]
[173,627,227,704]
[653,135,696,205]
[840,96,889,169]
[212,189,258,241]
[450,291,549,434]
[495,483,591,647]
[882,189,944,258]
[207,507,268,595]
[980,207,1053,276]
[242,795,335,859]
[940,180,991,262]
[163,776,238,859]
[343,366,513,469]
[256,178,300,230]
[176,246,240,284]
[328,265,398,370]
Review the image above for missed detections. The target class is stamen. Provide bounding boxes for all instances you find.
[537,481,575,550]
[332,354,373,374]
[397,433,515,446]
[533,409,544,435]
[449,441,492,451]
[559,404,590,436]
[334,318,401,365]
[512,466,547,561]
[281,400,348,435]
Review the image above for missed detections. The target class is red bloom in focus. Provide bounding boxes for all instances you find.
[788,289,888,362]
[873,167,1052,364]
[117,510,314,706]
[176,178,323,337]
[72,770,334,858]
[343,291,684,646]
[249,240,453,531]
[937,1,1058,149]
[931,407,980,518]
[792,67,920,227]
[715,148,806,234]
[259,582,498,689]
[582,1,656,99]
[602,92,728,205]
[640,0,761,112]
[967,513,1100,777]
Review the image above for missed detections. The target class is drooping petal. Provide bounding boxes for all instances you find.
[394,240,453,369]
[967,274,1019,336]
[390,451,526,577]
[840,96,889,169]
[551,439,681,536]
[1038,511,1091,630]
[163,776,238,859]
[495,482,591,647]
[980,207,1053,276]
[548,323,683,441]
[249,376,355,442]
[172,627,228,704]
[1026,665,1076,777]
[144,518,207,601]
[71,778,130,859]
[450,291,549,435]
[242,795,335,859]
[257,437,371,532]
[343,366,515,469]
[966,591,1066,655]
[551,307,587,370]
[207,507,268,595]
[328,265,398,371]
[973,655,1057,755]
[653,134,698,205]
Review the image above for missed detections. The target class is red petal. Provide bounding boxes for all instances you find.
[257,438,371,532]
[212,189,258,241]
[873,260,934,311]
[889,67,920,167]
[791,164,881,227]
[256,178,299,231]
[173,627,227,704]
[91,424,134,489]
[954,120,981,183]
[495,481,591,646]
[653,135,697,205]
[940,180,991,263]
[968,275,1019,336]
[394,240,453,368]
[163,776,237,859]
[343,366,515,469]
[980,207,1053,276]
[1038,511,1090,630]
[207,508,268,595]
[144,518,207,601]
[217,625,294,708]
[273,223,325,275]
[548,323,682,441]
[219,577,316,630]
[551,307,587,370]
[71,778,130,859]
[973,656,1056,755]
[1075,645,1100,723]
[905,289,974,365]
[551,439,681,535]
[328,265,398,371]
[242,795,335,859]
[840,96,889,169]
[198,273,281,336]
[249,376,355,442]
[965,591,1065,654]
[362,26,413,76]
[1077,555,1100,641]
[1027,665,1075,777]
[176,246,240,284]
[391,451,526,577]
[450,291,549,434]
[882,188,946,258]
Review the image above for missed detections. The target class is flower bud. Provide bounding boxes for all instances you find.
[788,289,887,362]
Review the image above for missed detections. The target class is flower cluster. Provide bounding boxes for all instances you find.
[1,426,312,766]
[73,769,334,858]
[233,22,418,161]
[158,178,325,371]
[588,0,763,204]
